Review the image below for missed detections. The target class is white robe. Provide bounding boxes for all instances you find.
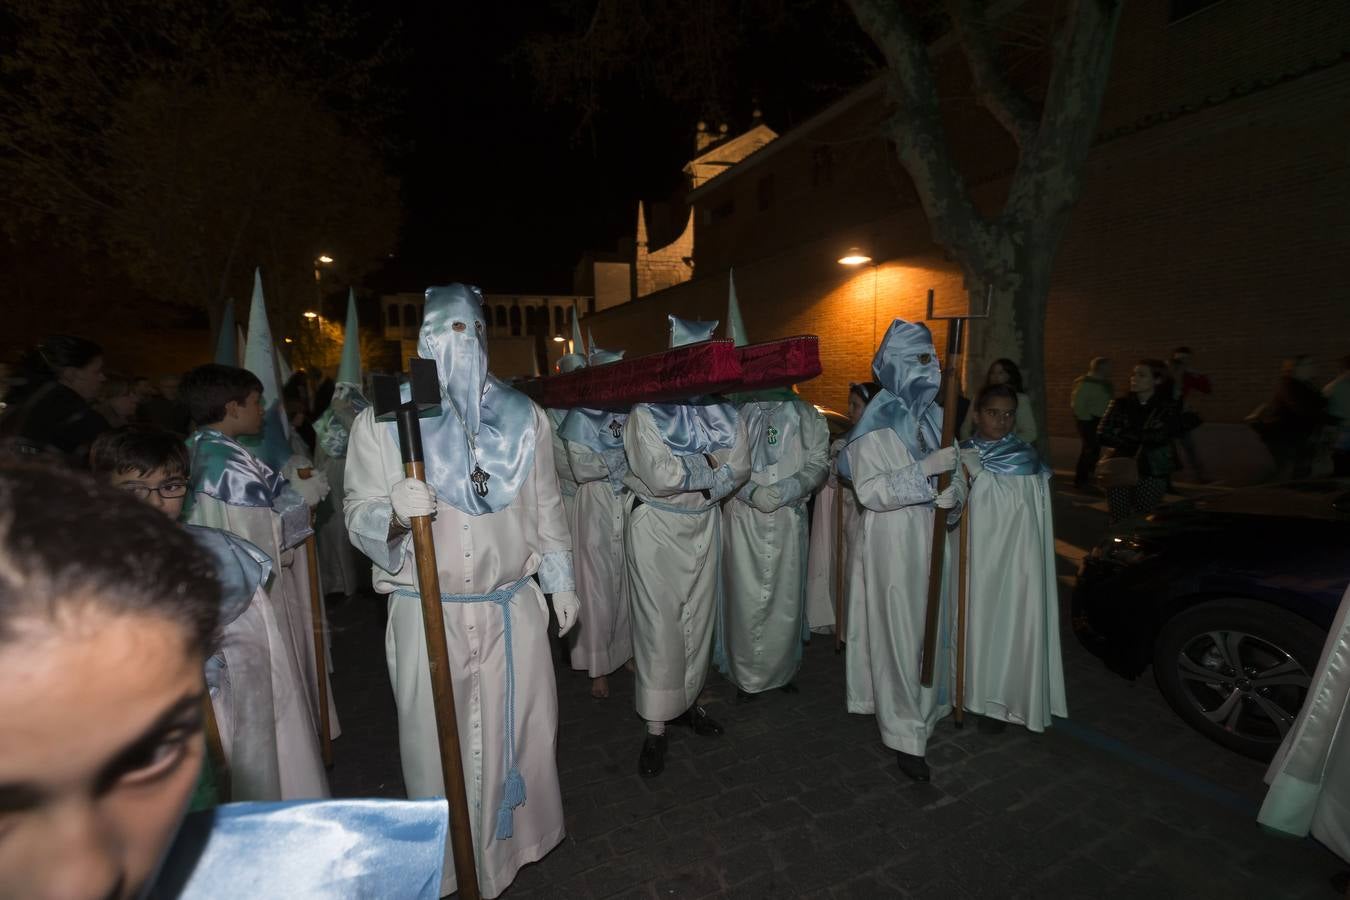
[565,439,633,678]
[343,403,570,899]
[720,400,829,693]
[1260,583,1350,862]
[315,442,360,599]
[623,404,750,722]
[185,494,341,746]
[804,438,863,634]
[843,428,958,757]
[547,408,580,523]
[962,469,1068,731]
[209,585,329,801]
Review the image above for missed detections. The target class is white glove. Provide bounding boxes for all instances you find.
[390,478,437,527]
[707,464,740,502]
[289,469,331,508]
[960,447,985,479]
[935,465,968,510]
[920,445,958,478]
[551,590,579,637]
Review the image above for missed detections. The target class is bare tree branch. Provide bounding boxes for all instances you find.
[845,0,994,262]
[950,0,1039,148]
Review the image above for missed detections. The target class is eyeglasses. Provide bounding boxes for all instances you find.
[118,480,189,500]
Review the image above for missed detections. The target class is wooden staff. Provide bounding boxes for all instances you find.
[202,694,230,801]
[296,468,333,767]
[919,317,965,687]
[832,475,847,653]
[953,502,971,727]
[393,401,481,900]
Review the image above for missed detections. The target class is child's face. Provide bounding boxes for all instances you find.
[0,610,205,898]
[973,396,1017,442]
[847,392,867,424]
[109,467,189,520]
[226,390,265,436]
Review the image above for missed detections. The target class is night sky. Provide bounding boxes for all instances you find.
[367,2,872,296]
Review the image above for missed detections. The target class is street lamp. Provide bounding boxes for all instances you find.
[303,311,319,320]
[837,247,873,266]
[317,254,334,264]
[552,335,565,343]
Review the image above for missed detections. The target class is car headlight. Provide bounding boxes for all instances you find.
[1089,536,1160,566]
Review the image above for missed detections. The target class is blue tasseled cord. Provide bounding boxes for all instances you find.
[394,575,531,841]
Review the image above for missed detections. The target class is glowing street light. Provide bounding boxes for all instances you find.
[837,247,873,266]
[552,335,565,343]
[303,311,319,320]
[316,254,334,264]
[283,337,294,344]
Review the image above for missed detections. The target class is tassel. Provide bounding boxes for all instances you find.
[494,768,527,840]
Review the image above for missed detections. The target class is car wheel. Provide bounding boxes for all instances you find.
[1153,598,1323,761]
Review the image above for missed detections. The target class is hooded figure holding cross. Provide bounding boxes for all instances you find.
[343,284,578,898]
[838,319,969,784]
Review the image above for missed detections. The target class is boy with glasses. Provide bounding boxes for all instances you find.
[90,428,328,801]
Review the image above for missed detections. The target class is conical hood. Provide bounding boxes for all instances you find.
[276,344,294,384]
[214,298,238,365]
[570,303,585,356]
[558,302,587,372]
[337,288,362,385]
[241,268,293,467]
[726,269,748,346]
[235,325,246,366]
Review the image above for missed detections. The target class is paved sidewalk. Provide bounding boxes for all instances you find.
[326,485,1342,898]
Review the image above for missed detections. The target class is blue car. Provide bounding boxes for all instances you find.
[1073,478,1349,760]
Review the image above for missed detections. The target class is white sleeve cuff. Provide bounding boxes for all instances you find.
[538,550,575,594]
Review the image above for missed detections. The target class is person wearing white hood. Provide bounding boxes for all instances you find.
[559,344,634,700]
[343,284,579,898]
[838,319,968,783]
[717,278,830,701]
[625,315,750,778]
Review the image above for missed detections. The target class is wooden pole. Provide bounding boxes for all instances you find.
[832,477,847,653]
[919,319,964,687]
[953,502,970,728]
[397,412,480,900]
[202,694,230,802]
[304,532,334,767]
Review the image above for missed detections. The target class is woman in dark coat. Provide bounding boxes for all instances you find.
[0,336,109,466]
[1097,358,1181,523]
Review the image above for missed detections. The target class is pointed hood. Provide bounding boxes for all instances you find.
[241,268,293,468]
[669,315,718,348]
[726,269,748,347]
[214,298,238,365]
[337,288,362,386]
[588,345,624,366]
[418,283,489,437]
[558,303,587,373]
[839,318,943,477]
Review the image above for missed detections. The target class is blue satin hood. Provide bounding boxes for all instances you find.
[644,398,739,457]
[184,429,287,510]
[669,315,718,347]
[149,799,447,899]
[960,433,1046,476]
[402,284,537,515]
[182,525,272,626]
[559,407,628,452]
[839,319,943,476]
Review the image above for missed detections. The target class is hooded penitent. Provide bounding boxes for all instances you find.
[642,314,738,456]
[214,297,238,366]
[838,319,943,479]
[557,304,587,373]
[241,268,295,470]
[398,283,536,515]
[726,269,748,348]
[315,290,369,460]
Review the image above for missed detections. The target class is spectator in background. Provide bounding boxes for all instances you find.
[139,374,191,435]
[1169,347,1212,483]
[1098,359,1181,523]
[94,377,140,429]
[0,335,108,465]
[1253,355,1329,481]
[1323,354,1350,477]
[1070,357,1113,490]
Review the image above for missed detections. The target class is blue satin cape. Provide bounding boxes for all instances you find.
[960,433,1047,476]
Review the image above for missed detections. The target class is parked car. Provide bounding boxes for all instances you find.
[1073,478,1350,760]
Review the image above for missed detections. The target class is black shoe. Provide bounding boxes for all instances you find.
[638,734,667,778]
[977,716,1007,735]
[735,689,758,704]
[896,751,930,782]
[780,682,799,694]
[672,705,724,737]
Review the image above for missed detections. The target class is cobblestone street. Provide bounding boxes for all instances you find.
[327,484,1342,898]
